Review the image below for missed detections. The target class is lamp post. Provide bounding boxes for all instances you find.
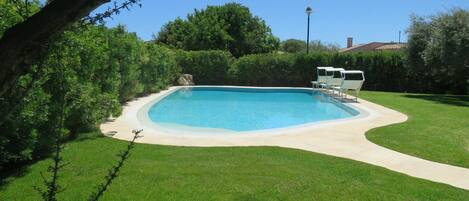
[305,6,313,54]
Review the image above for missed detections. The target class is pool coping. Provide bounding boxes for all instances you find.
[100,86,469,190]
[135,86,371,137]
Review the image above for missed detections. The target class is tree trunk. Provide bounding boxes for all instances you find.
[0,0,110,98]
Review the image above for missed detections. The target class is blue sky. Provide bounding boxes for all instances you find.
[94,0,469,47]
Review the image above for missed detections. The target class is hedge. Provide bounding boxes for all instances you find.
[227,51,406,92]
[0,26,182,169]
[175,50,233,85]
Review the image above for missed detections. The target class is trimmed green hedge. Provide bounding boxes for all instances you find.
[227,51,406,91]
[0,26,182,169]
[175,50,233,85]
[330,51,406,92]
[141,44,181,94]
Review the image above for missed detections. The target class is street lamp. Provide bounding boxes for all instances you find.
[305,6,313,54]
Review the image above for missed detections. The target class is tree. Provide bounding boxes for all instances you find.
[155,3,279,57]
[140,43,179,94]
[280,39,306,53]
[0,0,143,168]
[308,40,340,52]
[280,39,339,53]
[0,0,113,99]
[407,8,469,94]
[107,25,145,102]
[406,15,432,92]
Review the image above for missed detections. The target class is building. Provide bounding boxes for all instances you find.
[339,37,406,53]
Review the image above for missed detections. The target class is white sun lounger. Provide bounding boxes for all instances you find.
[311,67,334,88]
[333,70,365,101]
[323,68,345,91]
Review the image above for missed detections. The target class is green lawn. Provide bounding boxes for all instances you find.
[361,91,469,168]
[1,133,468,200]
[1,91,469,200]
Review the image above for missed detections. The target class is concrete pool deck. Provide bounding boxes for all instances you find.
[100,86,469,190]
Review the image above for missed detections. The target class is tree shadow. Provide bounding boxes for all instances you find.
[0,161,34,189]
[73,132,105,142]
[403,94,469,107]
[0,132,106,189]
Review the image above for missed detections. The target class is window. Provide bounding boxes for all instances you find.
[318,69,326,76]
[333,71,342,78]
[344,73,364,80]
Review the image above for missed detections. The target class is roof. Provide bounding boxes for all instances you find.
[317,66,334,69]
[340,42,406,53]
[376,43,406,50]
[326,68,345,71]
[341,70,364,74]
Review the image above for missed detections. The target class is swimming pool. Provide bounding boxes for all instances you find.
[146,87,360,132]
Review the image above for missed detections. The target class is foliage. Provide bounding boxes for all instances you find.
[229,51,405,91]
[107,25,145,102]
[141,43,180,94]
[155,3,280,57]
[407,9,469,94]
[280,39,306,53]
[280,39,339,53]
[0,0,40,37]
[83,0,141,24]
[0,24,179,169]
[308,40,340,52]
[229,53,296,86]
[175,50,233,85]
[33,67,67,201]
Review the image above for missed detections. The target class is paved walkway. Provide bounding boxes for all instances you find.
[100,86,469,190]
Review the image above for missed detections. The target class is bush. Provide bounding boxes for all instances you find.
[141,44,180,94]
[229,51,406,91]
[107,25,145,102]
[330,51,406,92]
[155,3,279,57]
[230,53,295,86]
[0,25,180,169]
[175,50,232,85]
[407,9,469,94]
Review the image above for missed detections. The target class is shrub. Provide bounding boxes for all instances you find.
[229,51,406,91]
[0,25,179,169]
[407,9,469,94]
[330,51,406,92]
[230,53,295,86]
[175,50,233,85]
[141,44,180,94]
[107,25,145,102]
[155,3,279,57]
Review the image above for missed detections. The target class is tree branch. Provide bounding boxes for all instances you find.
[0,0,110,98]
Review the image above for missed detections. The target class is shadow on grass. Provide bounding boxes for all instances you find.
[403,94,469,107]
[73,131,106,142]
[0,162,33,190]
[0,131,105,190]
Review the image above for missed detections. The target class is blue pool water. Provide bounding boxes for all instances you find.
[148,87,359,131]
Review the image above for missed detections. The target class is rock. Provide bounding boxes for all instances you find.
[177,74,194,86]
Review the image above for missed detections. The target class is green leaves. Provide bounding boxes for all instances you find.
[141,43,180,94]
[0,23,180,168]
[175,50,232,85]
[155,3,279,57]
[407,9,469,94]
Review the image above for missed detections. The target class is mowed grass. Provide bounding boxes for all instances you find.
[1,132,469,201]
[361,91,469,168]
